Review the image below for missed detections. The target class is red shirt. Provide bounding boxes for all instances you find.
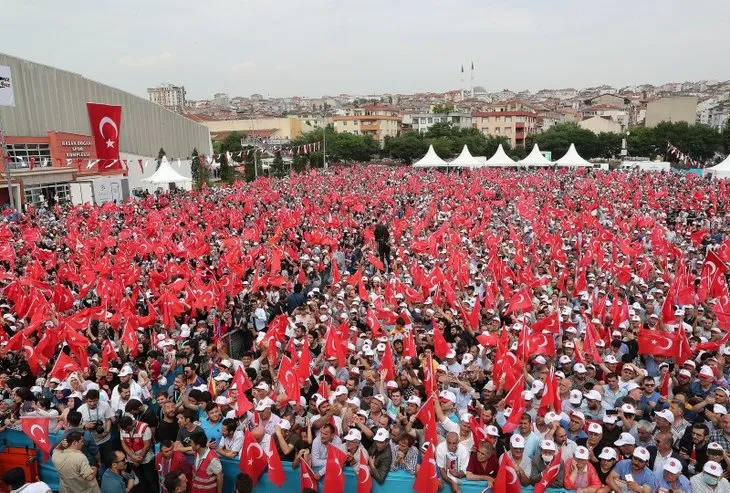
[467,452,498,477]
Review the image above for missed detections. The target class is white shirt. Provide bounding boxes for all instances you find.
[11,482,52,493]
[219,430,243,454]
[77,401,114,444]
[435,441,470,485]
[111,380,144,402]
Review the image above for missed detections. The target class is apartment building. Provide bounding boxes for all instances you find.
[147,84,186,113]
[332,105,402,143]
[407,112,474,133]
[472,101,538,148]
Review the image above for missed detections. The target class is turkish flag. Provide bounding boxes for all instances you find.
[367,253,385,272]
[413,444,438,493]
[415,396,439,446]
[524,333,555,356]
[698,250,728,301]
[403,329,418,358]
[233,368,253,416]
[507,287,532,314]
[101,340,119,371]
[637,329,679,358]
[533,450,562,493]
[323,444,347,493]
[87,103,122,168]
[492,452,521,493]
[278,356,300,404]
[365,308,383,337]
[48,351,81,381]
[532,312,560,334]
[659,370,671,398]
[267,435,286,487]
[300,459,318,493]
[297,345,311,384]
[22,417,51,460]
[357,451,372,493]
[432,322,450,359]
[422,355,436,395]
[240,430,267,485]
[324,327,345,366]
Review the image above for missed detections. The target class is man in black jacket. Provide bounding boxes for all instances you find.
[373,220,390,272]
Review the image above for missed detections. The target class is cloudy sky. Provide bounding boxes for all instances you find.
[2,0,729,100]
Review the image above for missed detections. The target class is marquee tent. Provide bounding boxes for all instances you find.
[141,156,192,185]
[519,144,553,167]
[484,144,516,167]
[413,144,448,167]
[704,155,730,179]
[449,145,481,167]
[556,143,593,167]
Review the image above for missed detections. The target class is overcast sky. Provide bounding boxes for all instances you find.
[2,0,729,100]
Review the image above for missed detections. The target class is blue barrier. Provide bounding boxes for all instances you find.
[1,430,573,493]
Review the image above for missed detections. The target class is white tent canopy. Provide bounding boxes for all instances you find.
[141,156,192,185]
[413,144,448,167]
[484,144,516,167]
[449,145,481,167]
[519,144,553,167]
[704,154,730,179]
[556,143,593,167]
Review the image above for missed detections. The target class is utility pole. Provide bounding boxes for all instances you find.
[0,119,14,211]
[323,119,327,170]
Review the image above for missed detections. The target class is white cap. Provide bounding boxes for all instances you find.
[255,397,274,411]
[510,434,525,449]
[615,432,636,446]
[346,397,361,407]
[373,428,390,442]
[713,404,728,415]
[344,429,362,441]
[633,447,650,462]
[584,390,602,401]
[439,390,456,403]
[333,385,348,396]
[704,461,723,476]
[445,350,456,359]
[523,391,534,401]
[655,409,675,423]
[278,420,291,431]
[540,440,557,451]
[406,396,422,406]
[486,425,500,437]
[533,355,547,366]
[559,355,572,365]
[625,382,640,392]
[544,412,561,424]
[587,422,603,434]
[214,396,230,405]
[571,411,585,421]
[603,414,617,424]
[255,382,270,392]
[574,446,590,460]
[598,447,617,460]
[699,365,714,378]
[621,403,636,414]
[664,458,682,474]
[531,380,545,394]
[564,341,575,348]
[604,355,618,364]
[119,366,133,377]
[573,363,587,373]
[569,390,583,405]
[385,380,398,390]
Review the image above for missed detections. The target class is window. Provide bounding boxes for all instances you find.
[343,121,347,126]
[516,116,524,122]
[6,143,52,170]
[353,130,359,135]
[427,118,433,123]
[495,116,501,123]
[494,127,501,134]
[505,116,512,122]
[505,127,512,134]
[353,120,359,125]
[23,181,70,207]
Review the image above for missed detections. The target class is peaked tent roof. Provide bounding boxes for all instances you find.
[484,144,517,167]
[141,156,192,185]
[413,144,448,167]
[704,154,730,178]
[556,143,593,167]
[519,144,553,167]
[449,145,481,167]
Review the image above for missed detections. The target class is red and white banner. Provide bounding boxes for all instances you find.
[87,102,123,169]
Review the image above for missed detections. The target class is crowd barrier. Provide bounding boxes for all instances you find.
[0,430,574,493]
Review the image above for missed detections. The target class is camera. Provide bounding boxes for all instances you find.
[94,420,106,434]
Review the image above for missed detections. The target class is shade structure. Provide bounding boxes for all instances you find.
[556,143,593,167]
[519,144,552,167]
[449,145,481,167]
[141,156,192,185]
[484,144,516,167]
[704,154,730,179]
[413,144,448,167]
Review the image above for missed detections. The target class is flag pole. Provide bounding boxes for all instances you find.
[323,121,327,170]
[0,116,14,211]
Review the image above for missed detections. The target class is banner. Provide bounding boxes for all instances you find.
[0,65,15,107]
[87,102,122,169]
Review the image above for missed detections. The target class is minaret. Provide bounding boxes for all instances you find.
[460,64,464,101]
[470,61,475,98]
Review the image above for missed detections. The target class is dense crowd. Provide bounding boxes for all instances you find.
[1,166,730,493]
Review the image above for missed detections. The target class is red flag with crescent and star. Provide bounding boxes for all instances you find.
[357,449,372,493]
[266,433,286,487]
[493,452,521,493]
[413,443,438,493]
[87,102,122,169]
[22,416,51,460]
[240,430,267,485]
[637,329,679,358]
[533,450,563,493]
[323,444,347,493]
[300,459,318,493]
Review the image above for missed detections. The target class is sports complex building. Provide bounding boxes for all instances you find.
[0,53,212,208]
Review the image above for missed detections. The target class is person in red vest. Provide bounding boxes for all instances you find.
[156,440,192,493]
[119,415,157,493]
[189,432,223,493]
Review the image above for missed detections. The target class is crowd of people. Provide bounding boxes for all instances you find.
[1,166,730,493]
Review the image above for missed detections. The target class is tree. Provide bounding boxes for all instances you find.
[219,154,235,183]
[383,132,428,162]
[596,132,623,159]
[271,152,286,178]
[723,117,730,154]
[156,148,166,170]
[530,122,600,159]
[425,122,459,140]
[431,103,455,114]
[190,147,210,189]
[428,137,454,159]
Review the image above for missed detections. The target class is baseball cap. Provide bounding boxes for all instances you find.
[603,414,617,424]
[604,355,618,364]
[678,369,692,378]
[573,363,586,373]
[598,447,618,460]
[571,411,585,422]
[278,420,292,431]
[699,365,715,378]
[486,425,500,437]
[713,404,727,415]
[255,398,274,412]
[625,382,640,392]
[584,390,602,401]
[615,432,636,446]
[510,434,525,449]
[574,446,590,460]
[664,458,682,474]
[587,422,603,434]
[540,440,557,451]
[544,412,561,424]
[406,396,422,406]
[344,429,362,441]
[255,382,270,392]
[621,404,636,415]
[346,397,361,407]
[214,396,230,405]
[373,428,390,442]
[569,390,583,405]
[708,442,724,453]
[559,355,572,365]
[655,409,674,423]
[439,390,456,403]
[633,447,650,462]
[705,461,723,476]
[119,366,133,377]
